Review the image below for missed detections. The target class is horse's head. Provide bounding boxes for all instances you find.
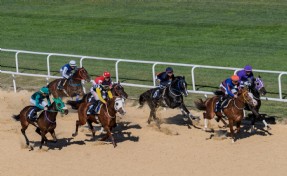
[111,82,128,99]
[238,87,257,107]
[171,76,189,97]
[52,97,69,115]
[113,97,126,115]
[252,76,267,96]
[73,67,91,82]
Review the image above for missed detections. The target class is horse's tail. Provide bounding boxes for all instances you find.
[138,92,148,108]
[12,114,20,121]
[67,99,83,110]
[194,98,207,111]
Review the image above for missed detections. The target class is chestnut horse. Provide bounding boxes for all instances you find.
[72,97,126,147]
[67,82,128,110]
[47,67,90,98]
[12,98,68,150]
[194,87,256,142]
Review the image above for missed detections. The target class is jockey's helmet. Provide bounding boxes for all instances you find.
[69,60,76,67]
[95,77,104,84]
[231,75,240,82]
[166,67,173,73]
[244,65,252,71]
[103,71,111,78]
[40,87,49,94]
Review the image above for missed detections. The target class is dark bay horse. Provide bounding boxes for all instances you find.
[246,76,270,131]
[12,98,69,150]
[139,76,199,128]
[72,97,126,147]
[47,67,91,98]
[194,87,256,142]
[67,82,128,110]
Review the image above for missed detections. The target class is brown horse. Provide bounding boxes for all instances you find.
[194,87,256,142]
[47,67,91,98]
[72,97,126,147]
[12,98,68,150]
[67,82,128,110]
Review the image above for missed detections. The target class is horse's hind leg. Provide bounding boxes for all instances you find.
[21,127,33,150]
[152,107,161,128]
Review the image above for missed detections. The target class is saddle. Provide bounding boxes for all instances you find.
[27,107,39,121]
[87,102,102,115]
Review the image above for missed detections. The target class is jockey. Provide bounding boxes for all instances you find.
[236,65,254,87]
[153,67,175,100]
[215,75,240,113]
[88,73,113,115]
[29,87,51,121]
[58,60,77,90]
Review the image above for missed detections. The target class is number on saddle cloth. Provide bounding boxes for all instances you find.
[27,107,39,121]
[87,101,102,115]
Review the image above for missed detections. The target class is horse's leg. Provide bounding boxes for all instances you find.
[35,127,47,142]
[72,120,80,137]
[104,126,116,148]
[228,120,235,143]
[235,121,241,134]
[220,118,228,128]
[203,113,208,131]
[40,131,48,149]
[21,126,32,149]
[87,119,95,137]
[49,129,57,143]
[152,107,161,128]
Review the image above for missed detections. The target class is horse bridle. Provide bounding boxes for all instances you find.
[74,68,88,81]
[169,79,186,97]
[233,91,252,110]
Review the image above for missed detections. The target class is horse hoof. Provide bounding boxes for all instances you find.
[29,145,34,151]
[72,133,78,137]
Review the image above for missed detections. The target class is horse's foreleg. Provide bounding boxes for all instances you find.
[35,127,47,141]
[105,126,117,148]
[229,120,235,143]
[72,120,80,137]
[40,132,47,149]
[87,119,95,137]
[49,129,57,143]
[235,121,241,134]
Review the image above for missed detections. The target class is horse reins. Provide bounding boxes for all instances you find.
[233,91,250,110]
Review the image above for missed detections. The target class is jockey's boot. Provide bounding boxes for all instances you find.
[58,79,67,90]
[215,96,224,113]
[28,108,38,122]
[87,104,95,115]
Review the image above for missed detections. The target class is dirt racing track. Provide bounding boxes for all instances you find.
[0,89,287,176]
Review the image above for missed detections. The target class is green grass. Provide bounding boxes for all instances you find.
[1,0,287,118]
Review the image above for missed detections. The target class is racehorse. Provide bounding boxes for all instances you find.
[47,67,91,98]
[67,82,128,110]
[138,76,199,128]
[72,97,126,147]
[12,98,68,150]
[246,76,269,131]
[194,87,256,142]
